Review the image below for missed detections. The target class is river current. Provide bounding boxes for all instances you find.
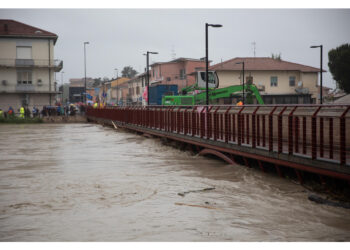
[0,123,349,241]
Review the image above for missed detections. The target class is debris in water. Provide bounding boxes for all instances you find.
[177,187,215,197]
[111,121,118,129]
[308,194,350,209]
[175,202,219,210]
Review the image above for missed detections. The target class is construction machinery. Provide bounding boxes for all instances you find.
[161,71,264,105]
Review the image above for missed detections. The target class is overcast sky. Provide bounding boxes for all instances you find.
[1,8,349,88]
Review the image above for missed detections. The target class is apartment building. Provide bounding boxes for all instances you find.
[0,19,63,111]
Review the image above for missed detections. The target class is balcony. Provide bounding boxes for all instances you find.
[0,59,63,72]
[15,83,36,92]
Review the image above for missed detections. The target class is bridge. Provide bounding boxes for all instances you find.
[87,104,350,183]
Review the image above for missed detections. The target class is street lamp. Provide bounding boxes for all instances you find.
[84,41,89,104]
[205,23,222,108]
[61,71,64,104]
[310,45,323,104]
[114,68,118,79]
[114,68,118,105]
[236,62,245,104]
[144,51,158,106]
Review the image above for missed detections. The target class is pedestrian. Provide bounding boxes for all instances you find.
[20,106,25,118]
[0,108,3,118]
[25,107,30,118]
[8,106,14,117]
[32,106,37,117]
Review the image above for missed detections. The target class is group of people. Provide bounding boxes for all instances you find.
[0,104,85,119]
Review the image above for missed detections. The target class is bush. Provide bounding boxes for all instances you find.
[0,116,43,124]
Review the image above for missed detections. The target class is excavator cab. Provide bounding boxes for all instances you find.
[196,71,219,89]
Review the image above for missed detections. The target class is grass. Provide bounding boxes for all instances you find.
[0,116,43,124]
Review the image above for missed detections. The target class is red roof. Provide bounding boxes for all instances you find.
[210,57,324,73]
[0,19,58,43]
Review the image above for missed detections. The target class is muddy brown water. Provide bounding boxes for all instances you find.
[0,123,350,241]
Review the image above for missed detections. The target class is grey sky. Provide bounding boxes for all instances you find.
[1,9,349,88]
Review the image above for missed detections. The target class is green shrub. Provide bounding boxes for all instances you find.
[0,116,43,124]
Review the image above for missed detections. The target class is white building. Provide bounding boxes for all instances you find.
[0,19,63,111]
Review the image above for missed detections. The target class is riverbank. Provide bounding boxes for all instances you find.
[0,116,43,123]
[42,115,87,123]
[0,115,87,124]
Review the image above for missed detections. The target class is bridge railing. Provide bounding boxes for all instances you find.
[87,104,350,166]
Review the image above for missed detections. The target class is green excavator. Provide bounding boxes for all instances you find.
[161,71,264,105]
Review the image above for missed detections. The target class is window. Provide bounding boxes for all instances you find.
[16,46,32,59]
[17,70,32,84]
[136,86,140,95]
[180,69,186,79]
[270,76,278,87]
[289,76,296,87]
[200,72,216,84]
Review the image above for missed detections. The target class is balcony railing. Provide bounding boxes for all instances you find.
[15,83,36,92]
[0,59,63,71]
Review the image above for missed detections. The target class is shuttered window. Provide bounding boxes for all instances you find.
[16,46,32,59]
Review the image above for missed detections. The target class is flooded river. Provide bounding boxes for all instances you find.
[1,123,350,241]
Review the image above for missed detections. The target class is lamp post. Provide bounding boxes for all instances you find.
[61,71,64,104]
[114,68,118,105]
[205,23,222,108]
[310,45,323,104]
[236,62,245,104]
[144,51,158,106]
[114,68,118,79]
[84,41,89,104]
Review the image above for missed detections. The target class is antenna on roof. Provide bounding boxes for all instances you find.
[171,45,176,60]
[252,41,256,57]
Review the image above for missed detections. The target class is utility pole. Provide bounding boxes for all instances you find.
[144,51,158,106]
[84,41,89,104]
[310,45,323,104]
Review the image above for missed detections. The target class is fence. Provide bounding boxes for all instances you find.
[87,104,350,166]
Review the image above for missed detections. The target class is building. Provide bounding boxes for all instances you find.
[110,77,130,105]
[210,57,323,104]
[69,77,94,88]
[0,19,63,111]
[68,77,94,103]
[58,83,69,104]
[150,58,208,90]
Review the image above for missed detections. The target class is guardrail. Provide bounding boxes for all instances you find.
[87,104,350,166]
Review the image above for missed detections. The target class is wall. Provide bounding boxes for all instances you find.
[0,93,50,111]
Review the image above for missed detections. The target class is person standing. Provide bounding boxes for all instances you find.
[20,106,25,118]
[8,106,14,117]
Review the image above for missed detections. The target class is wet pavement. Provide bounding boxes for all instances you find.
[0,123,350,241]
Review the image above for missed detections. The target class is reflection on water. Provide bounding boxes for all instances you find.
[0,123,350,241]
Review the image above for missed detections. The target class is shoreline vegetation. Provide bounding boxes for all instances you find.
[0,116,43,124]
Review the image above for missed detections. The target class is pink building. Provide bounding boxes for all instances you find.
[150,58,208,90]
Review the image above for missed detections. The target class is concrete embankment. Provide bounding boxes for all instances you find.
[42,115,87,123]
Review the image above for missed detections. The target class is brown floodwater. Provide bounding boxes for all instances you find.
[0,123,350,241]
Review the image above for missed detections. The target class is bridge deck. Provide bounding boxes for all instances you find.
[87,104,350,181]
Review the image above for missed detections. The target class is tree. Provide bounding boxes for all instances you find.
[271,53,281,60]
[328,43,350,93]
[92,78,102,87]
[121,66,138,78]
